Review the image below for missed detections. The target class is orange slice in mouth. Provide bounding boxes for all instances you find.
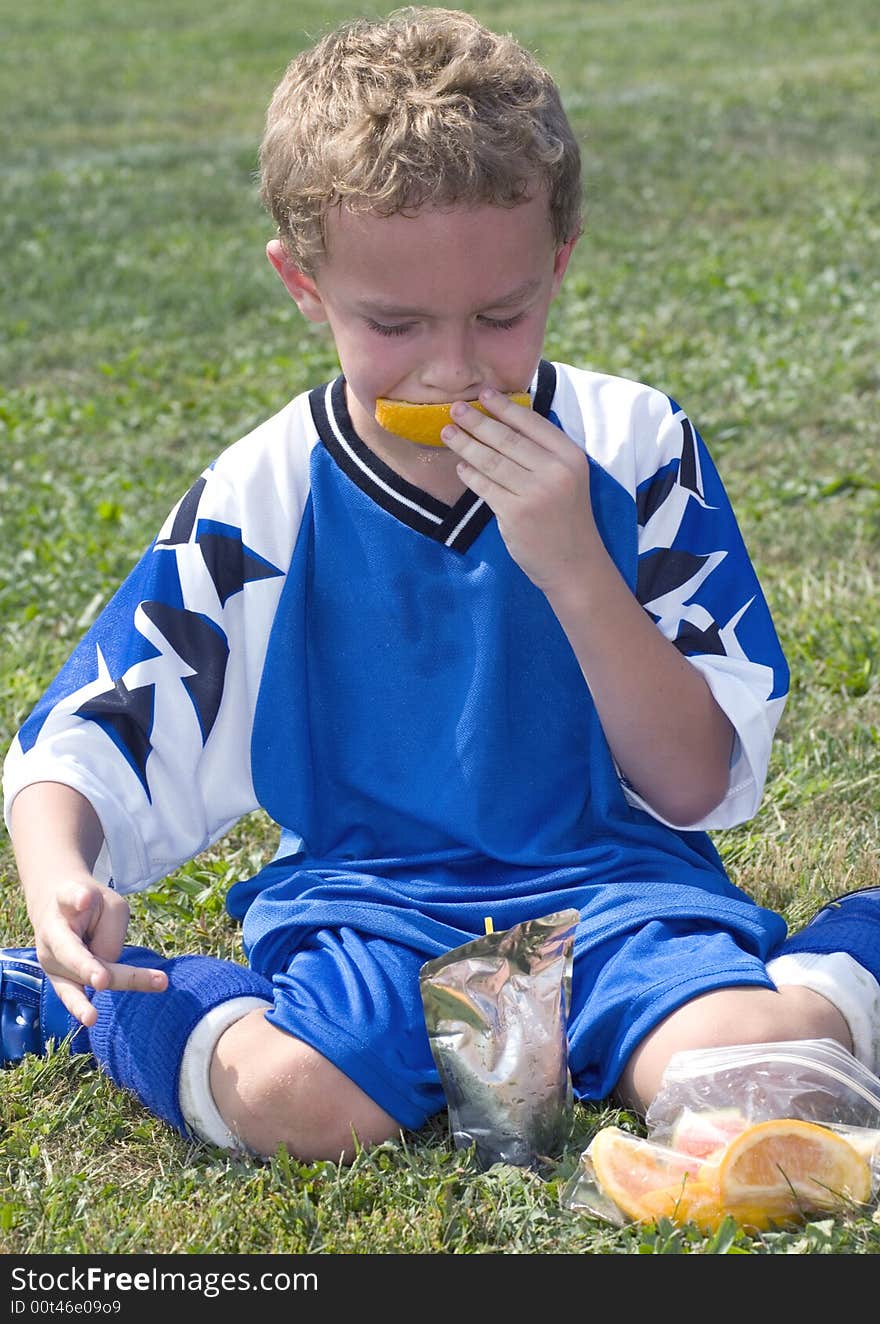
[374,392,532,446]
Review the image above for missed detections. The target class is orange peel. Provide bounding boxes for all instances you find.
[374,392,532,447]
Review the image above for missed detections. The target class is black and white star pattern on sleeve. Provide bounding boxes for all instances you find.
[157,478,282,606]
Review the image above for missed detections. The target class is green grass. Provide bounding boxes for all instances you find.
[1,0,879,1256]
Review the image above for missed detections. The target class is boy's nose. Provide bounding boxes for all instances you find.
[422,327,482,399]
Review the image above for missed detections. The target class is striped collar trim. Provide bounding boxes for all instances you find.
[309,361,557,553]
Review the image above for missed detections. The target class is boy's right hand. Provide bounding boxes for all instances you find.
[31,876,168,1027]
[10,781,169,1026]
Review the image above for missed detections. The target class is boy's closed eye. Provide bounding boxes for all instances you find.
[365,311,527,338]
[365,318,417,338]
[478,312,527,331]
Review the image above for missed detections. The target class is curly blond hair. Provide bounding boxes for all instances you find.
[260,6,582,272]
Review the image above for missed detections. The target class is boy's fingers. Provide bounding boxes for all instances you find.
[72,953,167,995]
[449,400,531,455]
[473,389,574,455]
[86,903,132,966]
[38,930,107,993]
[443,426,524,496]
[49,974,99,1028]
[444,407,535,486]
[45,934,168,1024]
[56,878,133,966]
[447,397,569,477]
[42,925,167,996]
[102,960,168,993]
[48,964,168,1029]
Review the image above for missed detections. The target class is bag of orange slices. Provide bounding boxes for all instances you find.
[562,1038,880,1232]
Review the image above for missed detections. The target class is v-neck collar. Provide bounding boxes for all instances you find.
[309,360,557,553]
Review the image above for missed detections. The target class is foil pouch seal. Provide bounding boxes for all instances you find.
[419,908,579,1170]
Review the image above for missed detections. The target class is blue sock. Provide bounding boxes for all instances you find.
[778,891,880,986]
[44,947,273,1134]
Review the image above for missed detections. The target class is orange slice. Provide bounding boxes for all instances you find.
[718,1117,871,1225]
[588,1126,704,1223]
[374,392,532,446]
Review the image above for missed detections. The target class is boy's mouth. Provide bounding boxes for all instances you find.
[374,393,532,447]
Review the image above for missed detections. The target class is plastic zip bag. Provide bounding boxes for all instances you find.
[646,1037,880,1139]
[420,908,578,1170]
[562,1038,880,1231]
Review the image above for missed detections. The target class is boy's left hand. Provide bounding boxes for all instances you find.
[441,388,598,595]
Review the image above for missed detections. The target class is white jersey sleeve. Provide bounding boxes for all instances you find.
[3,393,317,893]
[552,362,789,830]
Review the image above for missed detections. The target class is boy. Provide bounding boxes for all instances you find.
[3,6,879,1164]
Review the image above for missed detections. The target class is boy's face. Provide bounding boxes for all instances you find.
[268,191,576,452]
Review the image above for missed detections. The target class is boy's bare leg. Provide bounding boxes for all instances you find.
[209,1009,402,1161]
[617,984,853,1115]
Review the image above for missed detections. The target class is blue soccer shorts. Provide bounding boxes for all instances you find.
[253,885,786,1130]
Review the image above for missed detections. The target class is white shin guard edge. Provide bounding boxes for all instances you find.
[766,951,880,1075]
[178,997,272,1150]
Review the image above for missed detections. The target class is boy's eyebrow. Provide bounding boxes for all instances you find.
[355,278,544,318]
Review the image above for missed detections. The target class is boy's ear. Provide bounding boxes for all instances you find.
[266,239,327,323]
[550,234,579,298]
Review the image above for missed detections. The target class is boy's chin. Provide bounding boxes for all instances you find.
[374,393,531,447]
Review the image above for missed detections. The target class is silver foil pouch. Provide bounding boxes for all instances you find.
[419,908,579,1170]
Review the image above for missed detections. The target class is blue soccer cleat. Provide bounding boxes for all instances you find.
[0,948,43,1063]
[782,886,880,984]
[0,947,89,1064]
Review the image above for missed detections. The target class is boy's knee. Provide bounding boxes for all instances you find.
[209,1010,401,1162]
[616,984,852,1116]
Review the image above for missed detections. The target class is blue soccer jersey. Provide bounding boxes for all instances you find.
[3,360,789,957]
